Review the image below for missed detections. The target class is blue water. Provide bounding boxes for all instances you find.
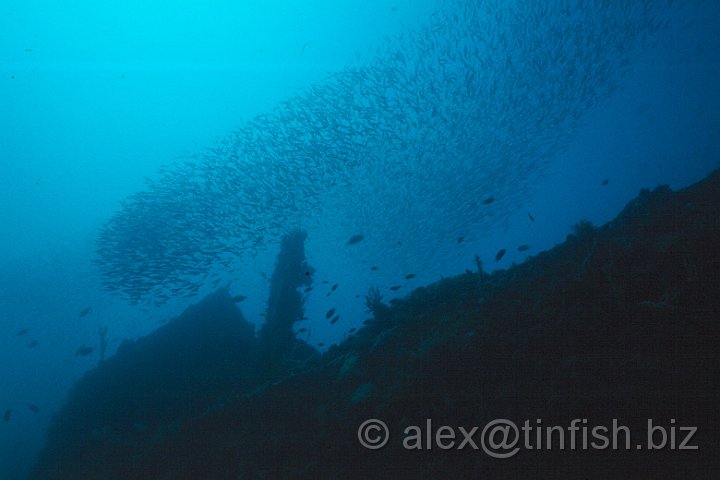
[1,0,719,477]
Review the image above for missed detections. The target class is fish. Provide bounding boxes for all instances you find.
[389,285,401,291]
[405,273,416,279]
[231,295,247,303]
[517,244,530,252]
[457,236,464,243]
[330,315,340,325]
[347,234,364,245]
[78,307,92,317]
[89,0,668,307]
[300,42,316,56]
[331,284,338,292]
[495,249,506,262]
[28,404,39,413]
[601,179,609,186]
[75,345,94,357]
[317,343,325,347]
[3,409,11,422]
[28,340,38,348]
[297,328,308,333]
[528,211,535,222]
[16,328,29,336]
[304,287,313,292]
[325,308,336,319]
[370,266,379,271]
[348,328,356,333]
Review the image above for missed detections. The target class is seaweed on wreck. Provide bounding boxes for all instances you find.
[364,285,390,321]
[570,219,595,239]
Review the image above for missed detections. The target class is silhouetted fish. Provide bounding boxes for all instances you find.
[602,179,609,186]
[325,308,336,319]
[304,287,313,293]
[495,249,506,262]
[231,295,247,303]
[79,307,92,317]
[297,328,308,333]
[75,345,94,357]
[90,0,666,308]
[330,315,340,325]
[300,42,316,56]
[370,266,379,271]
[331,284,338,291]
[405,273,416,279]
[3,409,11,422]
[348,328,356,333]
[318,343,325,347]
[517,244,530,252]
[389,285,401,291]
[347,234,364,245]
[457,236,464,243]
[28,340,38,348]
[28,404,39,413]
[528,211,535,222]
[16,328,29,336]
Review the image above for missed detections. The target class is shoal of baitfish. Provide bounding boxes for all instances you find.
[95,0,671,304]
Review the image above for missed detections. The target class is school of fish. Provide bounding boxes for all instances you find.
[94,0,671,305]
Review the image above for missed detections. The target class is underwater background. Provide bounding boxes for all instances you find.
[1,0,719,478]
